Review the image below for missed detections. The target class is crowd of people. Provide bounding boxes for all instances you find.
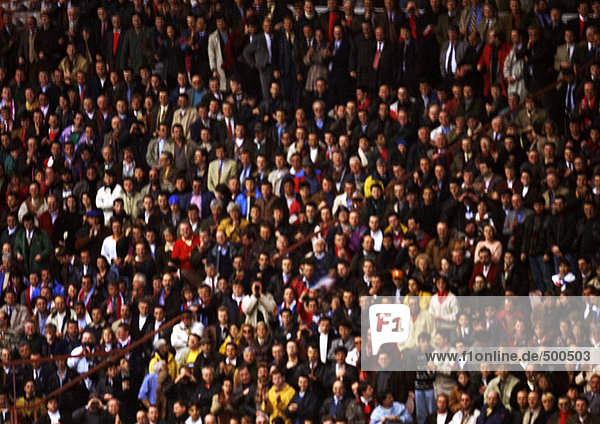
[1,0,600,423]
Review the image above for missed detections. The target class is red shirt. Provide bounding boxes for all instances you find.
[172,236,200,270]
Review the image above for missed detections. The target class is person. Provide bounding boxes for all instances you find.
[261,369,295,424]
[371,391,413,424]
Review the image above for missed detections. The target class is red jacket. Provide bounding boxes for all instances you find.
[172,236,200,270]
[468,262,500,292]
[477,42,511,97]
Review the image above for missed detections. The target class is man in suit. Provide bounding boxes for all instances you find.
[286,374,320,423]
[517,25,553,95]
[440,25,469,81]
[152,89,174,136]
[171,94,197,139]
[425,394,453,424]
[1,289,30,335]
[328,25,351,105]
[567,0,592,43]
[397,27,424,96]
[350,21,376,93]
[325,345,358,394]
[104,15,125,73]
[14,214,52,276]
[244,17,278,102]
[503,193,534,250]
[207,143,238,192]
[68,249,98,288]
[371,26,396,92]
[278,15,302,109]
[146,123,174,169]
[319,380,364,423]
[554,29,577,76]
[437,0,461,45]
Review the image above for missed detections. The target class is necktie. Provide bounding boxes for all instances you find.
[469,7,477,34]
[491,47,498,81]
[228,119,233,137]
[328,12,336,43]
[218,160,223,183]
[567,84,573,111]
[159,107,165,125]
[447,43,454,75]
[29,31,36,63]
[409,16,417,39]
[113,31,119,55]
[80,86,84,103]
[373,43,381,69]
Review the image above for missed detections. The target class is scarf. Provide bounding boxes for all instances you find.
[77,286,95,310]
[106,293,124,318]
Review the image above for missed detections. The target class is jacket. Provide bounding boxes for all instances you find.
[14,228,52,275]
[148,350,178,382]
[241,293,277,331]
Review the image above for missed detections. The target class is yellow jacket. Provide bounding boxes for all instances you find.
[262,383,295,424]
[148,351,178,382]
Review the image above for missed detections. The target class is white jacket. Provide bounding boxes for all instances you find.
[241,293,276,331]
[171,320,205,361]
[95,184,124,223]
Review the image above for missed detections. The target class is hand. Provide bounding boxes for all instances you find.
[350,71,356,78]
[34,254,42,262]
[273,70,280,79]
[289,403,298,412]
[18,57,25,65]
[520,253,526,262]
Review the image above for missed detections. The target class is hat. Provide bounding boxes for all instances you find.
[396,139,408,147]
[85,209,102,218]
[392,269,404,279]
[168,195,179,206]
[302,157,313,167]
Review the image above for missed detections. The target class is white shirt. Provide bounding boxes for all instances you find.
[139,315,147,332]
[319,333,328,363]
[48,410,61,424]
[265,33,273,62]
[437,413,448,424]
[446,42,457,74]
[370,229,383,252]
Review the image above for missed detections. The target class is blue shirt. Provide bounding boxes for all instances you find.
[138,372,159,405]
[371,402,413,424]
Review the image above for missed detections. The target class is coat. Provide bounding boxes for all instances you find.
[476,404,510,424]
[120,28,151,73]
[503,45,527,100]
[439,40,468,79]
[14,228,52,275]
[477,42,511,97]
[303,43,329,92]
[208,30,228,89]
[207,158,237,192]
[241,293,277,331]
